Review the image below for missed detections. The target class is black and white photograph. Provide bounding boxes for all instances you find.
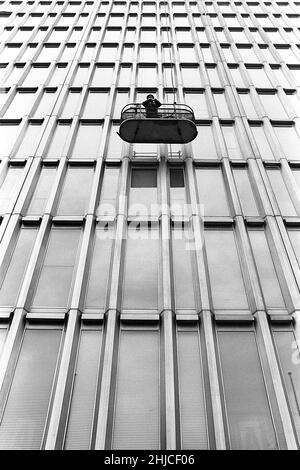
[0,0,299,456]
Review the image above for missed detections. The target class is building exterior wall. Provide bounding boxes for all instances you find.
[0,0,299,450]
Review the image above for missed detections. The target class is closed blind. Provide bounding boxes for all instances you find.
[217,331,278,450]
[0,329,61,449]
[177,330,208,449]
[112,330,160,449]
[0,228,37,306]
[64,329,102,449]
[0,328,7,358]
[273,330,300,442]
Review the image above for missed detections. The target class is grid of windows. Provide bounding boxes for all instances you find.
[0,0,299,451]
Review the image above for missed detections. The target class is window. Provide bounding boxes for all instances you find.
[4,90,37,118]
[98,45,118,62]
[273,326,300,441]
[139,45,157,62]
[177,323,208,449]
[84,225,113,309]
[250,125,274,160]
[137,65,157,87]
[266,168,297,216]
[14,122,44,158]
[72,64,90,86]
[112,326,160,449]
[0,227,37,307]
[64,326,103,449]
[0,165,23,214]
[92,65,114,87]
[113,90,129,119]
[22,65,50,87]
[34,89,57,118]
[56,166,94,216]
[170,167,186,216]
[26,166,56,215]
[248,229,286,309]
[184,91,209,119]
[128,168,158,217]
[217,328,278,450]
[118,65,132,87]
[222,125,242,159]
[97,166,120,216]
[122,226,159,310]
[71,122,103,159]
[0,123,20,157]
[205,229,248,310]
[213,92,231,119]
[288,228,300,267]
[232,167,259,216]
[82,90,109,119]
[0,327,62,449]
[32,228,81,308]
[192,126,218,159]
[239,92,259,120]
[195,167,230,216]
[259,92,289,120]
[172,226,196,309]
[180,66,202,87]
[273,126,300,160]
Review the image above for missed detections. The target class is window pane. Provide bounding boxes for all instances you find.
[91,65,114,87]
[192,126,217,159]
[222,126,242,159]
[288,229,300,267]
[0,328,61,450]
[56,167,94,216]
[273,126,300,160]
[112,329,160,449]
[26,167,56,215]
[251,126,274,160]
[170,168,186,216]
[196,167,230,216]
[60,90,82,118]
[0,166,23,214]
[85,227,113,309]
[0,228,37,306]
[14,123,44,158]
[97,166,120,216]
[233,168,259,216]
[46,123,71,159]
[129,169,157,217]
[205,230,248,310]
[248,230,285,308]
[184,92,209,119]
[172,227,196,309]
[82,91,109,119]
[122,227,159,309]
[267,169,296,217]
[32,229,81,308]
[64,329,102,449]
[217,330,277,450]
[177,327,208,449]
[71,123,103,159]
[273,329,300,441]
[4,91,36,118]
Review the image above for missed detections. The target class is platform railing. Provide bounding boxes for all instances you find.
[120,103,196,122]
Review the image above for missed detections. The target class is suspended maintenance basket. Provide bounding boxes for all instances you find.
[118,103,198,144]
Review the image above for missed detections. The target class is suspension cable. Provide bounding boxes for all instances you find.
[163,0,176,104]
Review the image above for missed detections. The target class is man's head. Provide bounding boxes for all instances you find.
[146,94,155,100]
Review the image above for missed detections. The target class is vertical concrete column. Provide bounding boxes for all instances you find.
[95,157,128,449]
[160,157,177,449]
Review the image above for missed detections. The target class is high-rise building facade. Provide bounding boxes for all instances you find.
[0,0,299,451]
